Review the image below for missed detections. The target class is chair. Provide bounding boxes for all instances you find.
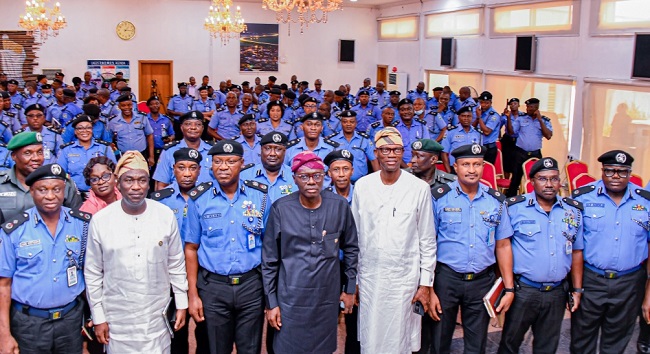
[481,162,497,189]
[435,162,447,172]
[496,140,502,152]
[565,160,589,192]
[572,173,596,190]
[520,158,539,193]
[525,181,534,193]
[494,150,511,191]
[631,173,644,187]
[137,101,150,113]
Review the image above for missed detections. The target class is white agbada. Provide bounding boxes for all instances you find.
[352,170,437,354]
[84,199,189,354]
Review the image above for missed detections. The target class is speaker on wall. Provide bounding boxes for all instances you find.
[515,35,537,72]
[339,40,355,62]
[632,33,650,79]
[441,37,456,67]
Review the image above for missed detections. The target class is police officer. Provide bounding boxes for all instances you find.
[240,132,296,203]
[422,103,447,143]
[257,100,293,136]
[60,89,83,126]
[0,163,91,354]
[208,91,243,141]
[441,106,483,174]
[498,157,584,353]
[381,90,402,122]
[1,91,25,132]
[289,96,319,140]
[234,114,262,166]
[429,144,515,354]
[350,90,381,133]
[320,102,342,138]
[366,107,398,141]
[108,94,155,166]
[7,79,26,108]
[505,97,553,197]
[17,103,63,164]
[409,138,456,189]
[96,88,119,124]
[327,110,378,182]
[474,91,502,164]
[184,140,270,354]
[285,112,339,168]
[168,82,195,140]
[395,98,430,167]
[153,111,214,190]
[61,103,112,144]
[571,150,650,354]
[427,87,443,111]
[354,78,376,100]
[453,86,478,119]
[41,83,56,107]
[192,86,217,122]
[0,141,14,171]
[23,81,48,108]
[371,81,390,108]
[500,98,523,179]
[57,115,116,193]
[146,96,175,170]
[79,71,97,99]
[407,81,429,102]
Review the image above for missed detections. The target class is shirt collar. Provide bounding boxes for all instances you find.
[31,207,69,227]
[451,180,486,200]
[212,180,247,199]
[595,179,635,201]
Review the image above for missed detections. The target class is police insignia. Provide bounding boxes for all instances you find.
[65,235,80,242]
[543,159,553,168]
[615,153,626,163]
[471,144,481,154]
[413,141,422,150]
[189,149,199,159]
[242,200,262,217]
[342,150,351,158]
[51,164,62,175]
[224,144,233,153]
[632,204,647,211]
[272,133,282,143]
[280,185,293,195]
[35,132,43,142]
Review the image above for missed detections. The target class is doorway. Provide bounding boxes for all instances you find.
[376,65,388,85]
[138,60,173,113]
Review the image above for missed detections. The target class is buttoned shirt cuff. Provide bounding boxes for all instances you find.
[266,293,279,309]
[91,305,107,325]
[419,268,434,287]
[174,292,189,310]
[344,276,357,294]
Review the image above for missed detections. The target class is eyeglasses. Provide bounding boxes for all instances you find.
[89,172,113,185]
[26,114,45,118]
[534,176,561,184]
[603,168,631,178]
[295,173,324,183]
[75,126,93,131]
[378,147,404,155]
[212,158,241,167]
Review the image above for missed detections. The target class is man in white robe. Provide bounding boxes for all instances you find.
[352,127,437,353]
[84,151,188,354]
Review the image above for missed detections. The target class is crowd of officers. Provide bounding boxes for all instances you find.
[0,72,649,354]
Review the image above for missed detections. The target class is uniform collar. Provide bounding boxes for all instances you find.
[595,179,635,201]
[31,207,70,227]
[212,180,248,199]
[450,180,486,200]
[180,139,212,152]
[524,192,564,212]
[168,181,187,199]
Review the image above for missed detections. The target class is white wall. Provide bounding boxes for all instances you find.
[1,0,379,93]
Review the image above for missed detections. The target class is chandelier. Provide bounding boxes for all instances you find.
[18,0,67,43]
[204,0,247,45]
[262,0,343,35]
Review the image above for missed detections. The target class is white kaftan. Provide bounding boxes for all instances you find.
[84,199,189,354]
[352,170,437,354]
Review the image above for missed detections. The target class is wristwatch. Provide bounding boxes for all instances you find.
[572,288,585,293]
[504,287,515,293]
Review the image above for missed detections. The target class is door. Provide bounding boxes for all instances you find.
[138,60,173,114]
[376,65,388,85]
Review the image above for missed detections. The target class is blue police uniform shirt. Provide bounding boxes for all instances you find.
[423,112,447,138]
[508,193,584,282]
[57,140,116,192]
[322,115,342,137]
[23,93,48,108]
[0,144,14,171]
[434,181,513,273]
[147,114,175,149]
[407,90,428,102]
[240,164,297,203]
[239,108,261,122]
[235,134,262,166]
[23,126,63,164]
[257,92,270,105]
[355,87,377,100]
[166,94,194,120]
[60,102,84,126]
[285,138,336,167]
[329,132,376,182]
[511,114,553,152]
[79,82,97,98]
[99,101,120,123]
[500,112,525,138]
[479,107,503,144]
[0,207,88,308]
[371,91,390,108]
[395,119,431,164]
[183,180,270,275]
[2,106,25,132]
[427,97,439,111]
[10,92,26,108]
[366,121,398,143]
[152,139,214,185]
[0,122,13,144]
[192,98,217,116]
[330,184,354,205]
[380,103,401,122]
[441,126,483,166]
[309,90,325,103]
[256,118,293,136]
[108,112,153,152]
[350,104,381,133]
[212,91,226,107]
[209,107,243,140]
[574,181,650,272]
[109,89,120,102]
[62,120,112,144]
[153,181,190,242]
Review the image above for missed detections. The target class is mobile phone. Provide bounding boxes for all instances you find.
[568,292,575,309]
[413,301,425,316]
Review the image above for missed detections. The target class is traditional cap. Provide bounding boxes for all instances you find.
[529,157,559,178]
[339,110,356,118]
[71,115,93,128]
[525,98,540,105]
[432,87,443,92]
[478,91,492,101]
[24,104,45,114]
[115,151,149,177]
[508,98,520,104]
[451,144,485,160]
[334,90,345,97]
[208,139,243,156]
[7,131,43,151]
[283,90,296,99]
[238,114,256,126]
[7,79,18,86]
[180,110,204,123]
[324,149,354,167]
[178,82,188,88]
[270,88,282,95]
[389,90,401,96]
[83,104,101,119]
[456,106,472,115]
[597,150,634,167]
[115,94,131,103]
[146,96,160,105]
[397,98,413,108]
[25,163,67,186]
[268,75,277,82]
[120,86,132,92]
[358,89,370,96]
[41,84,52,89]
[300,112,325,123]
[62,89,76,98]
[411,139,443,153]
[374,127,403,148]
[260,131,288,146]
[291,151,325,173]
[173,147,202,165]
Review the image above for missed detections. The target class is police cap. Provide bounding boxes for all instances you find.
[7,131,43,151]
[237,114,256,126]
[208,139,244,157]
[24,104,45,114]
[179,110,204,123]
[451,144,485,160]
[324,149,354,167]
[25,163,67,186]
[597,150,634,167]
[260,132,288,146]
[397,98,413,108]
[173,147,202,165]
[71,115,93,128]
[300,112,325,123]
[528,157,559,178]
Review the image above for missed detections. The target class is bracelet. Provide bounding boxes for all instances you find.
[504,287,515,293]
[572,288,585,293]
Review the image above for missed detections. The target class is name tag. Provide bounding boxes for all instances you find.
[203,213,222,219]
[19,239,41,247]
[443,207,461,212]
[520,220,536,224]
[0,192,17,197]
[586,203,604,208]
[67,266,78,287]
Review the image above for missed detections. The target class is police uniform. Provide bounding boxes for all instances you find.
[441,108,483,168]
[570,150,650,354]
[256,117,293,137]
[395,116,430,165]
[234,115,262,166]
[365,120,398,142]
[408,139,456,191]
[350,99,381,133]
[0,164,91,354]
[0,120,12,144]
[60,90,84,126]
[209,106,243,140]
[2,103,25,133]
[355,86,376,100]
[79,82,97,98]
[9,90,26,109]
[370,90,390,108]
[183,140,270,354]
[108,105,153,154]
[99,100,119,124]
[0,143,14,171]
[453,96,477,118]
[57,130,116,192]
[20,125,63,165]
[422,111,447,140]
[500,98,523,174]
[322,113,342,137]
[406,89,428,103]
[148,112,175,153]
[476,92,503,164]
[327,111,376,182]
[23,92,48,108]
[192,97,217,117]
[430,144,513,354]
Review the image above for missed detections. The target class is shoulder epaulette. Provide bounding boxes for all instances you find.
[286,138,301,148]
[284,119,294,125]
[325,132,338,139]
[415,118,426,125]
[324,139,340,148]
[391,121,399,127]
[13,104,22,110]
[325,186,334,192]
[0,143,6,148]
[150,187,174,201]
[2,212,29,234]
[572,184,596,198]
[172,94,179,98]
[251,108,260,113]
[506,195,527,207]
[436,170,457,182]
[258,118,269,123]
[431,184,452,200]
[370,121,381,129]
[408,90,415,93]
[486,187,506,202]
[46,126,62,134]
[193,99,199,102]
[216,107,226,112]
[60,141,74,149]
[231,134,241,140]
[95,139,111,146]
[358,131,369,139]
[13,129,25,135]
[189,181,213,200]
[241,163,255,171]
[635,188,650,201]
[542,116,550,122]
[562,197,584,211]
[163,140,181,150]
[68,209,92,222]
[20,93,27,98]
[109,101,115,106]
[244,180,268,193]
[0,121,8,128]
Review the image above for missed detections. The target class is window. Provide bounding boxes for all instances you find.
[582,82,650,179]
[426,71,482,95]
[593,0,650,34]
[485,74,576,162]
[426,8,482,37]
[491,0,579,36]
[378,16,419,41]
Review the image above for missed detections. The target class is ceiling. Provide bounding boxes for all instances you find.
[211,0,425,9]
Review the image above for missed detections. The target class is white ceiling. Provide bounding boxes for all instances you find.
[216,0,425,9]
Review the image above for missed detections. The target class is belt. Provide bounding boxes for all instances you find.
[438,262,493,281]
[517,275,563,291]
[516,147,541,156]
[484,143,497,149]
[585,263,641,279]
[203,267,260,285]
[13,299,79,320]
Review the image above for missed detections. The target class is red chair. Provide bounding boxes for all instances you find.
[566,160,589,193]
[496,140,502,152]
[525,181,534,193]
[435,162,446,172]
[494,150,511,191]
[572,173,596,189]
[137,101,150,113]
[631,173,644,187]
[481,162,498,189]
[521,158,539,193]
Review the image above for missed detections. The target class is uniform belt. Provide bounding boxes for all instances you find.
[203,267,260,285]
[516,147,541,156]
[13,299,79,320]
[517,275,563,291]
[584,263,641,279]
[484,143,497,149]
[438,262,493,281]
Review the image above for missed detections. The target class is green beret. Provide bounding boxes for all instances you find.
[411,139,443,153]
[7,131,43,151]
